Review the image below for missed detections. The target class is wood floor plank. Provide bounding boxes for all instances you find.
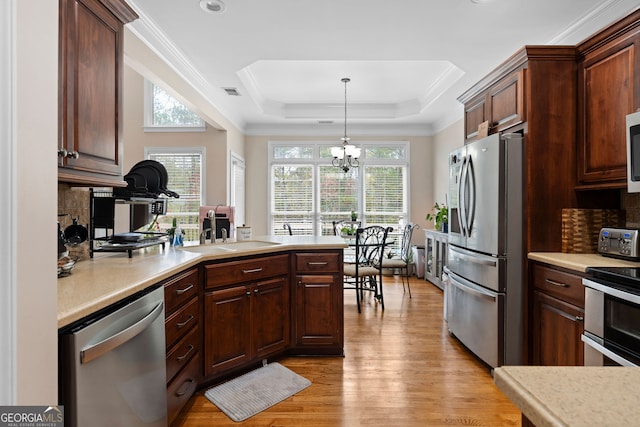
[173,275,521,426]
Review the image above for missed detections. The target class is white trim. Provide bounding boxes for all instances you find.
[230,152,246,227]
[0,0,17,405]
[143,79,206,132]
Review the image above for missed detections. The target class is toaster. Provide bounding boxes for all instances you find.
[598,227,640,260]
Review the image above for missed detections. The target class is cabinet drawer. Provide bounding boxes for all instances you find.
[295,252,341,273]
[204,254,289,288]
[166,324,200,384]
[164,268,199,315]
[532,263,584,307]
[167,352,200,425]
[165,297,199,349]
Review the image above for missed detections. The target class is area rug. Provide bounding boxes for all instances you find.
[204,362,311,422]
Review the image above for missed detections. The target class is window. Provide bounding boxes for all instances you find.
[144,79,205,131]
[230,153,246,227]
[268,141,409,240]
[145,147,205,242]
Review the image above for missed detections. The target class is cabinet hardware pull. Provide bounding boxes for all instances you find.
[246,291,252,296]
[175,379,195,397]
[242,268,263,274]
[254,288,259,293]
[308,262,328,266]
[176,315,194,328]
[66,150,80,159]
[575,316,584,322]
[176,345,194,362]
[545,278,568,287]
[58,148,68,157]
[175,284,194,295]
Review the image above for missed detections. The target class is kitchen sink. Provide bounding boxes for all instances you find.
[181,240,281,254]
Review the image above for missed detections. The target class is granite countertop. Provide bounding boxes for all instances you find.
[58,235,347,328]
[528,252,640,272]
[494,366,640,427]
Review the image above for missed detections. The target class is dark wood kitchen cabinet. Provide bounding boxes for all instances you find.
[459,46,579,253]
[163,268,201,425]
[530,262,585,366]
[203,254,290,377]
[463,69,524,141]
[292,251,344,355]
[576,10,640,189]
[58,0,137,186]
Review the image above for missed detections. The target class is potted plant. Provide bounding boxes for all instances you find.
[426,202,449,232]
[341,225,356,236]
[351,211,358,221]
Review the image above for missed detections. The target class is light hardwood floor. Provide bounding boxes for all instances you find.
[174,275,521,426]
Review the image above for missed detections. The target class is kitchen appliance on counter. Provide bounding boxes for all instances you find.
[597,227,640,260]
[59,285,167,426]
[444,132,523,368]
[583,267,640,367]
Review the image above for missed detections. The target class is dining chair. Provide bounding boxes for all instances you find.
[332,220,345,236]
[343,226,392,313]
[283,223,293,235]
[381,223,419,298]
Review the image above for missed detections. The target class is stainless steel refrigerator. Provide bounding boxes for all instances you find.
[444,132,523,368]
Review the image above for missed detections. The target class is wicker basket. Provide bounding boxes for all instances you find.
[561,209,624,253]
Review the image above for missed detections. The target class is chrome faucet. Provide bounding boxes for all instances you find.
[200,228,211,245]
[207,210,216,243]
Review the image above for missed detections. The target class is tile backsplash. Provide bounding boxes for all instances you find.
[621,191,640,229]
[58,184,91,261]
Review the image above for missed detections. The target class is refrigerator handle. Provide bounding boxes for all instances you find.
[466,157,476,236]
[458,155,468,236]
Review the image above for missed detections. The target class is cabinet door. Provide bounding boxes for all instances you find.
[425,233,435,280]
[58,0,136,185]
[254,276,290,359]
[578,33,639,187]
[464,93,487,142]
[488,69,525,133]
[204,285,251,376]
[532,290,584,366]
[293,274,343,354]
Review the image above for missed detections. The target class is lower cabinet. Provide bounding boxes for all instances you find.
[425,229,448,289]
[530,262,585,366]
[163,268,201,425]
[292,251,344,355]
[202,254,290,378]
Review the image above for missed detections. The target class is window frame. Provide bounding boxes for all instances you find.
[268,141,410,237]
[143,79,206,132]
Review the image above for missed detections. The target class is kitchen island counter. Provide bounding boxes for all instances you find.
[58,235,346,328]
[494,365,640,427]
[528,252,640,273]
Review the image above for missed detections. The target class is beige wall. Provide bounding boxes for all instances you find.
[15,0,59,403]
[123,30,246,207]
[245,135,436,245]
[432,119,464,206]
[122,66,229,207]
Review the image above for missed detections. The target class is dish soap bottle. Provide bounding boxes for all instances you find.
[172,223,184,247]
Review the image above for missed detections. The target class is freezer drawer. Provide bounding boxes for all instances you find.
[447,270,503,368]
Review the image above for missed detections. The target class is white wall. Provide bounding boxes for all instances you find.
[13,0,58,404]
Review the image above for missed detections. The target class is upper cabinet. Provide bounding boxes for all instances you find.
[58,0,138,186]
[576,10,640,190]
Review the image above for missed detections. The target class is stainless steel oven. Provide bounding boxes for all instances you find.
[582,270,640,367]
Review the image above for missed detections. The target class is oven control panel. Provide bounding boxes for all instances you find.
[598,227,640,260]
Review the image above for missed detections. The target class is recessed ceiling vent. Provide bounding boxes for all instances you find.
[222,87,241,96]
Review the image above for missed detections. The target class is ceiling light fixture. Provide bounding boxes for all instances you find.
[200,0,226,14]
[331,78,360,173]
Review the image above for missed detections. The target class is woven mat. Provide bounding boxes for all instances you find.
[204,362,311,422]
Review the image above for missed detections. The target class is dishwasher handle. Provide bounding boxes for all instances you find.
[81,300,164,364]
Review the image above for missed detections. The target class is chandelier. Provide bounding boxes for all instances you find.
[331,78,361,172]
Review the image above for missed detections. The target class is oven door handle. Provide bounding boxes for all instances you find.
[581,334,638,367]
[583,278,640,305]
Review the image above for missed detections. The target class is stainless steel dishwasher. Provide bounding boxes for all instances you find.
[60,285,167,427]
